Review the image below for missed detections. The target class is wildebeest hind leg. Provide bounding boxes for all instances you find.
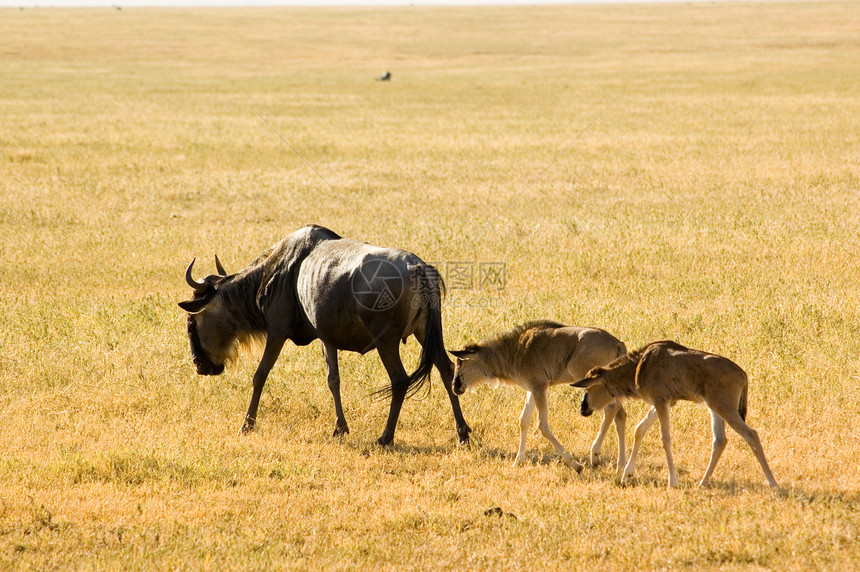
[589,403,627,479]
[699,410,726,487]
[323,342,349,437]
[533,389,582,472]
[432,352,472,445]
[375,343,410,447]
[721,408,779,488]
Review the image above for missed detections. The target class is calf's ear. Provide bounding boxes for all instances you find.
[570,377,601,389]
[449,348,477,360]
[570,366,606,388]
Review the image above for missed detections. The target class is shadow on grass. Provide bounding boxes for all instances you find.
[340,440,462,458]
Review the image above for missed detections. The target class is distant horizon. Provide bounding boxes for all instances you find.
[0,0,764,7]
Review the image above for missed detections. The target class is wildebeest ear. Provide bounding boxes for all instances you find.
[449,348,477,360]
[178,298,210,314]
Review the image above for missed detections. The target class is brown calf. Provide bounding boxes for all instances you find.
[573,340,778,488]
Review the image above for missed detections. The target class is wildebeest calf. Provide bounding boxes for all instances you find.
[572,340,778,488]
[451,321,627,472]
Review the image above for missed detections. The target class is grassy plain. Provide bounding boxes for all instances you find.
[1,1,859,569]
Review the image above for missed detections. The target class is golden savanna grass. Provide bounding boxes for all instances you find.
[1,2,859,569]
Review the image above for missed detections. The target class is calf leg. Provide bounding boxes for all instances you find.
[655,402,678,488]
[590,402,626,471]
[589,404,615,466]
[241,336,286,433]
[699,409,727,487]
[322,342,349,437]
[721,409,779,488]
[515,393,536,465]
[533,389,582,472]
[622,406,657,485]
[613,404,627,477]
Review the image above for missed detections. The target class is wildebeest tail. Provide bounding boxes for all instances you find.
[739,382,748,422]
[374,265,445,401]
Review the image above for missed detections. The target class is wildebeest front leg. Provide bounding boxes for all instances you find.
[241,336,286,434]
[533,389,582,472]
[655,402,678,488]
[589,402,627,479]
[375,344,410,447]
[588,409,613,466]
[515,393,536,466]
[612,404,627,478]
[622,406,657,485]
[322,342,349,437]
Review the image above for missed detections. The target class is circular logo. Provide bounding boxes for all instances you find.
[351,258,406,312]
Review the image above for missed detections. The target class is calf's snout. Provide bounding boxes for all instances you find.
[452,374,465,395]
[580,394,594,417]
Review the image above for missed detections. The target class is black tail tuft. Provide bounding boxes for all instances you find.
[738,383,748,422]
[372,266,445,402]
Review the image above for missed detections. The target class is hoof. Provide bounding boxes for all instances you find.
[457,424,473,444]
[375,436,394,448]
[562,455,583,473]
[332,424,350,438]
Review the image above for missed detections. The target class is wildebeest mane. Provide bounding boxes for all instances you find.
[627,340,689,363]
[220,266,268,334]
[255,225,341,322]
[484,319,565,348]
[462,320,567,382]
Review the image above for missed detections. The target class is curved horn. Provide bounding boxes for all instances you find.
[185,258,206,292]
[214,254,227,277]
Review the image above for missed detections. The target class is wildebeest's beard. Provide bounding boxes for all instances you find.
[187,315,225,376]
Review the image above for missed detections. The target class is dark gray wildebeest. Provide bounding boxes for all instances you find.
[450,321,627,472]
[572,340,778,489]
[178,225,471,447]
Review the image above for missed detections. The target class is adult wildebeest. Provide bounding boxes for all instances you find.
[178,225,471,446]
[572,340,778,488]
[450,321,627,472]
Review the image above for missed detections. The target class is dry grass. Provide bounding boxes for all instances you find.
[1,2,859,569]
